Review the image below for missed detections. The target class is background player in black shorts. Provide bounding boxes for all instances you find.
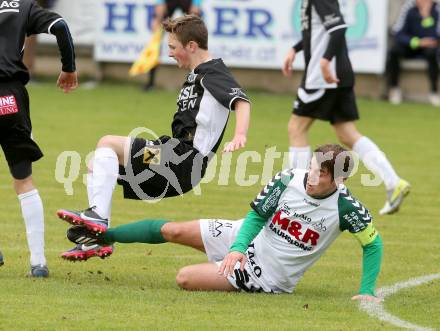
[282,0,410,216]
[0,0,77,276]
[57,15,251,261]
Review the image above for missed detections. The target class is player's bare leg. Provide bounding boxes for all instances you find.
[95,135,130,166]
[288,114,314,147]
[332,121,362,148]
[161,221,205,252]
[176,262,237,291]
[288,114,314,169]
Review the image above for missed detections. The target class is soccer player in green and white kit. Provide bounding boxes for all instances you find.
[65,144,382,301]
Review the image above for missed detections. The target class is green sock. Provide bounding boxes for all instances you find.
[103,220,169,244]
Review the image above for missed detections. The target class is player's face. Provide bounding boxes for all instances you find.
[306,156,337,198]
[168,33,191,69]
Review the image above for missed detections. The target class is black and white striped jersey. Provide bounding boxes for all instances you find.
[0,0,71,84]
[172,58,249,156]
[297,0,354,90]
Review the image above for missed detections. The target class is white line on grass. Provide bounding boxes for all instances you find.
[359,273,440,331]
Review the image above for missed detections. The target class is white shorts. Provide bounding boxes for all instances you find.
[200,219,281,293]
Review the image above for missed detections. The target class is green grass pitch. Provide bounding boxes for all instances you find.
[0,82,439,330]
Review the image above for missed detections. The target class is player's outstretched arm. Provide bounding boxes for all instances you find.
[223,100,250,153]
[50,20,78,93]
[218,210,266,277]
[339,193,383,301]
[354,231,383,301]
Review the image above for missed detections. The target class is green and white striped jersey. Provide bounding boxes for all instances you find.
[249,169,376,292]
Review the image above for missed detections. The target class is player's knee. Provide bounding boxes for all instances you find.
[13,176,35,195]
[161,222,183,242]
[176,266,192,289]
[97,135,116,148]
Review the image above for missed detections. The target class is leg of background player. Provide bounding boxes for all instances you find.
[287,114,314,169]
[13,174,48,276]
[333,121,410,215]
[333,121,400,190]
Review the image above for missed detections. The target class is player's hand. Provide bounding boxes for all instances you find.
[351,294,383,303]
[419,37,438,48]
[57,71,78,93]
[282,48,296,78]
[218,251,246,277]
[223,134,246,153]
[320,58,339,84]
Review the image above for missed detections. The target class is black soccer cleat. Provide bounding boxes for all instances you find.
[61,244,113,262]
[67,225,108,246]
[0,250,4,267]
[57,207,108,235]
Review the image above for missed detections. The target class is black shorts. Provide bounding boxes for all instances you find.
[117,136,208,200]
[0,81,43,168]
[293,87,359,124]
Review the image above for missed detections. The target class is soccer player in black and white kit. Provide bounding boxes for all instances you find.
[282,0,410,216]
[0,0,77,276]
[57,15,251,261]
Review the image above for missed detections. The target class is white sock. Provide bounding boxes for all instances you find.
[87,171,112,225]
[352,136,400,190]
[289,146,312,169]
[91,147,119,221]
[86,172,94,208]
[18,189,46,266]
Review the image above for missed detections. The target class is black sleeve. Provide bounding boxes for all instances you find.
[26,1,62,35]
[293,40,303,53]
[323,28,346,60]
[50,20,76,72]
[201,71,250,111]
[313,0,346,31]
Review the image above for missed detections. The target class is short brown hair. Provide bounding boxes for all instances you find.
[163,15,208,50]
[313,144,354,180]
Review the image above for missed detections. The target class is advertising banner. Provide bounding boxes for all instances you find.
[41,0,389,73]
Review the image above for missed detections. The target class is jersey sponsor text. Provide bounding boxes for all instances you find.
[0,95,18,115]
